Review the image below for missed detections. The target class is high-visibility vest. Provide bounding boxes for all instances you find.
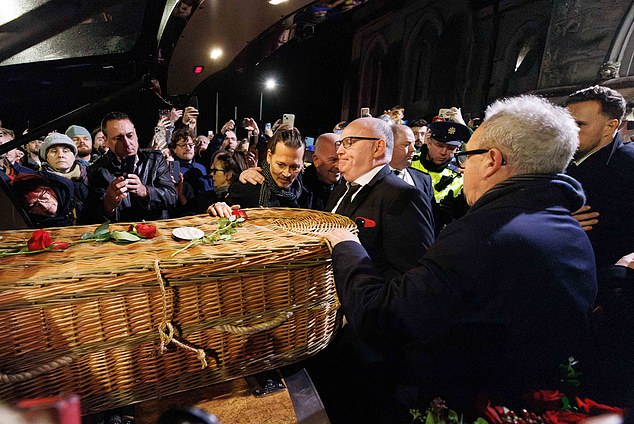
[411,159,463,202]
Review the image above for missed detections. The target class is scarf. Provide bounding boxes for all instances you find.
[258,161,304,207]
[41,162,87,185]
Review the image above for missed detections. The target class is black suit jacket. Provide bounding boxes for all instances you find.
[406,167,434,201]
[326,165,435,280]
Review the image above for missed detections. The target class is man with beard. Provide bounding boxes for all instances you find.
[222,127,310,209]
[66,125,98,165]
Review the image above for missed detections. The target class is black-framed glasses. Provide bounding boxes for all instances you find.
[209,168,225,174]
[454,149,491,168]
[335,136,380,149]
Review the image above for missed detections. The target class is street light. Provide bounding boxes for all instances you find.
[259,78,277,121]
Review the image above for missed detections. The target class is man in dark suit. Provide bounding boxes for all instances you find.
[311,117,435,424]
[564,85,634,270]
[326,117,435,280]
[389,123,434,204]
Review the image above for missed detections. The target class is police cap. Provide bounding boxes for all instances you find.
[428,121,472,147]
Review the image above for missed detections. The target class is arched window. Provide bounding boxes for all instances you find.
[501,21,547,96]
[358,34,388,115]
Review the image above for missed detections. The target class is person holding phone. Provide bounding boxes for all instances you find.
[87,112,176,223]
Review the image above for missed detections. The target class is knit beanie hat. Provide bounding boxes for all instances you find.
[65,125,92,142]
[40,133,78,160]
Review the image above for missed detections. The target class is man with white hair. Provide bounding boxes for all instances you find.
[323,96,597,421]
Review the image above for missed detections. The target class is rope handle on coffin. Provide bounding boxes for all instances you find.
[154,259,214,369]
[212,311,294,335]
[0,355,76,384]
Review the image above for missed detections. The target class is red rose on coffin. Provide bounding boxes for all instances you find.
[27,229,54,251]
[27,229,69,251]
[231,209,248,220]
[129,223,157,239]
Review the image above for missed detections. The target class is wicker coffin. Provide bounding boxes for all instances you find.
[0,208,353,415]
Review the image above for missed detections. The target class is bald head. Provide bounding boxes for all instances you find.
[313,132,341,184]
[337,117,393,182]
[390,124,416,171]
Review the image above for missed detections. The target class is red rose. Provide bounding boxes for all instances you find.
[51,242,69,250]
[542,409,587,424]
[231,209,248,220]
[134,223,157,239]
[27,229,54,251]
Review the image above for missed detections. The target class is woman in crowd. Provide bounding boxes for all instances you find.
[204,149,241,211]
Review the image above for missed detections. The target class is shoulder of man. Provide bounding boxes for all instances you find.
[228,180,262,207]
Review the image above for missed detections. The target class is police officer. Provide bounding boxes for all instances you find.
[411,121,471,232]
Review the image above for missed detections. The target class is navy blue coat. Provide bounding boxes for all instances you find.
[331,174,597,415]
[566,133,634,269]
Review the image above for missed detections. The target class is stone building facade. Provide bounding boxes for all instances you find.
[341,0,634,120]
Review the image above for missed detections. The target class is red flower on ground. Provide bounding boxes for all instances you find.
[231,209,248,220]
[27,229,54,251]
[130,223,157,239]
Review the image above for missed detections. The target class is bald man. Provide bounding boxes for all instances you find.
[303,132,342,210]
[326,117,435,280]
[390,124,434,202]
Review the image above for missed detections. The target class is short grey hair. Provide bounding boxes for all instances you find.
[371,117,394,161]
[481,95,578,174]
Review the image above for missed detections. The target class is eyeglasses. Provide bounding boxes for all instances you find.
[335,136,380,149]
[454,149,491,168]
[176,142,195,149]
[209,168,226,174]
[26,188,52,212]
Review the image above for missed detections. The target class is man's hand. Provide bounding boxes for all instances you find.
[125,173,149,198]
[322,228,360,248]
[104,176,128,213]
[616,252,634,269]
[170,108,183,124]
[244,117,260,135]
[573,205,600,231]
[177,172,186,205]
[221,120,235,135]
[207,202,236,218]
[183,107,199,125]
[446,107,467,125]
[239,167,264,185]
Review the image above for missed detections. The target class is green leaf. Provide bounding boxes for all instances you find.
[110,230,141,242]
[217,217,230,226]
[94,222,111,235]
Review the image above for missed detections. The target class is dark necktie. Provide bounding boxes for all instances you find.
[335,183,361,216]
[393,169,401,176]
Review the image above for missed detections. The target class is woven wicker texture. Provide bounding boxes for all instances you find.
[0,208,354,415]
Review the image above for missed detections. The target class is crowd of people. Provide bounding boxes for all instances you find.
[1,85,633,423]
